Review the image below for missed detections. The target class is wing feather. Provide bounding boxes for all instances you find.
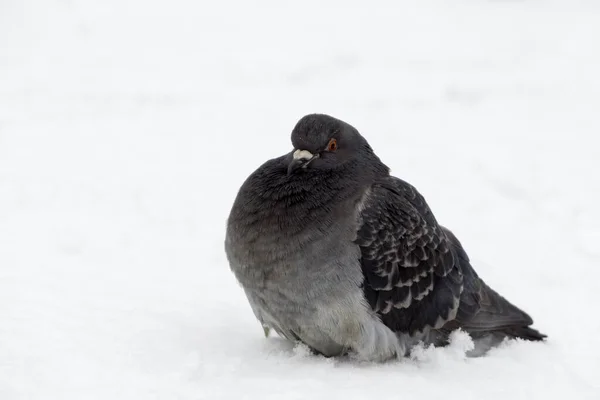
[356,177,463,336]
[356,177,545,342]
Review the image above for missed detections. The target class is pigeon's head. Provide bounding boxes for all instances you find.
[287,113,386,176]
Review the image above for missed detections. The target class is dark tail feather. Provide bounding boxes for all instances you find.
[458,280,548,342]
[440,227,547,343]
[500,325,547,341]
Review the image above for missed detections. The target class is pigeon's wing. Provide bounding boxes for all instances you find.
[356,177,545,340]
[355,177,464,336]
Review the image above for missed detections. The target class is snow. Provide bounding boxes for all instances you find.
[1,0,600,398]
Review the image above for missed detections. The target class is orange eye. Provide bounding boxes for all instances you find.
[327,138,337,152]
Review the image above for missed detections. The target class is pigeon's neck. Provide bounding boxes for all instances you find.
[243,166,365,232]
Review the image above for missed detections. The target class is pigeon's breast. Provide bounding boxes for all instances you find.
[226,188,366,335]
[228,192,349,271]
[226,179,362,285]
[225,157,369,292]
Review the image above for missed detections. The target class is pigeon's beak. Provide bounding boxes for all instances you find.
[287,149,318,175]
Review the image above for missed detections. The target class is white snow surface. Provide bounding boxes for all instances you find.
[1,0,600,399]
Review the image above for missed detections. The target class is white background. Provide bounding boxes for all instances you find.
[1,1,599,399]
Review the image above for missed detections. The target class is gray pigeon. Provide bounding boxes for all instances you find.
[224,113,546,362]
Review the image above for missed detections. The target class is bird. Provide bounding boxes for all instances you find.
[224,113,546,362]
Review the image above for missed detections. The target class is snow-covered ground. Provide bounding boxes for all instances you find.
[1,0,600,398]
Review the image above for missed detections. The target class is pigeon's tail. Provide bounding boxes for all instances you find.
[463,280,547,341]
[456,279,547,342]
[498,324,547,341]
[441,227,547,343]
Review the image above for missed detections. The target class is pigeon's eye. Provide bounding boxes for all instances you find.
[326,138,338,152]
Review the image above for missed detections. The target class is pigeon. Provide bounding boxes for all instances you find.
[224,113,546,362]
